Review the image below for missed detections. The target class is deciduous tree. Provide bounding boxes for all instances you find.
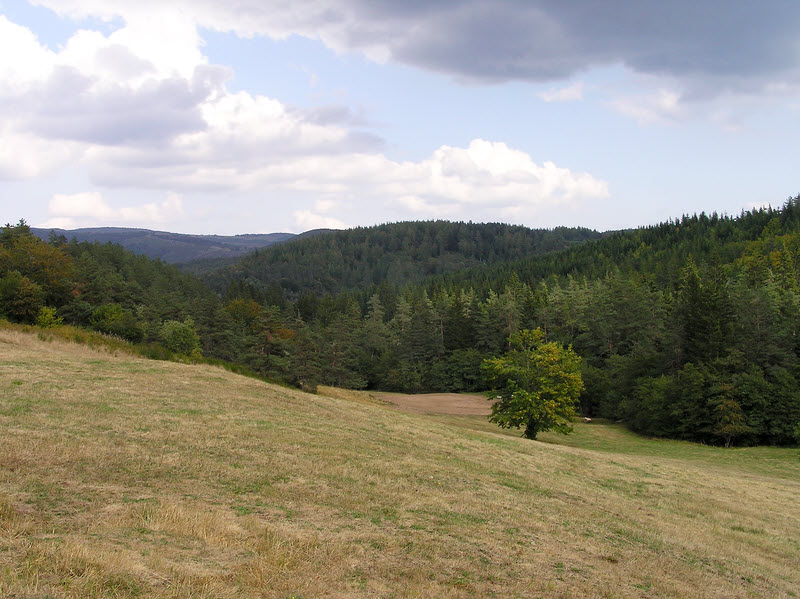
[483,328,583,440]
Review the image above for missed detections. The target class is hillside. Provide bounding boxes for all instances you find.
[1,328,798,598]
[203,221,603,298]
[30,226,296,264]
[424,200,800,294]
[178,228,336,276]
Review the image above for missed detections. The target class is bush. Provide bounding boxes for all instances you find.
[35,306,63,328]
[58,300,94,326]
[0,271,44,323]
[90,303,143,342]
[160,317,202,357]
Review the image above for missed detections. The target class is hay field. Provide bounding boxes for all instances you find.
[375,392,490,415]
[1,328,799,598]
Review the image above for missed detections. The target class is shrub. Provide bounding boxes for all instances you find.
[35,306,63,328]
[90,303,144,342]
[160,317,202,357]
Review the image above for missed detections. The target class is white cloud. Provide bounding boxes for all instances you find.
[538,81,583,102]
[395,195,459,217]
[0,128,82,179]
[0,13,378,180]
[0,15,54,91]
[0,13,226,179]
[41,191,185,228]
[49,191,114,219]
[399,139,609,208]
[293,210,348,230]
[607,81,790,130]
[85,136,609,226]
[105,135,607,207]
[313,199,341,212]
[610,88,686,124]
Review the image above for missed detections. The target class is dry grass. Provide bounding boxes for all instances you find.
[374,392,491,415]
[1,327,799,598]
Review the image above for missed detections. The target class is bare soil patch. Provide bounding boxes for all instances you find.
[376,391,492,415]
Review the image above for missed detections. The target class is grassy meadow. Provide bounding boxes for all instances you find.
[1,328,799,598]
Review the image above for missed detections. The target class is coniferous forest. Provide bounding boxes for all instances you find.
[3,197,800,446]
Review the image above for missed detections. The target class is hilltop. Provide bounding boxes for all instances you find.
[1,328,798,597]
[203,220,602,298]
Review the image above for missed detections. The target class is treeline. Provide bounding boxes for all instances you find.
[207,200,800,446]
[203,221,602,298]
[4,199,800,446]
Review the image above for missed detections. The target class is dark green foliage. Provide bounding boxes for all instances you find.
[0,220,72,321]
[160,317,202,356]
[0,271,44,323]
[204,221,602,299]
[90,303,144,342]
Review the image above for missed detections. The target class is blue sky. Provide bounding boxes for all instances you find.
[1,0,799,234]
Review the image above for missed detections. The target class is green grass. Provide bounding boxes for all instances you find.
[431,413,800,480]
[1,327,799,598]
[539,419,800,479]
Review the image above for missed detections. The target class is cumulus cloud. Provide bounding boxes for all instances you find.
[411,140,609,207]
[2,7,610,231]
[0,11,380,178]
[0,128,81,179]
[41,191,185,228]
[0,12,226,181]
[89,136,608,219]
[37,40,221,144]
[0,15,52,89]
[23,66,216,145]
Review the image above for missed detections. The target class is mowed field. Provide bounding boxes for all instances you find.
[375,392,491,415]
[1,329,800,598]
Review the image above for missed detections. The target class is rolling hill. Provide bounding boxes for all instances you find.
[30,226,297,264]
[203,220,603,298]
[1,327,798,597]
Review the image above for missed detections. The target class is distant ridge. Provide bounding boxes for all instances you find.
[30,226,297,264]
[202,220,603,298]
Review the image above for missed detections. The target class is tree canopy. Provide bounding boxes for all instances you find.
[483,329,583,439]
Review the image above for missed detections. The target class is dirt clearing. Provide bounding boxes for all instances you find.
[376,392,492,415]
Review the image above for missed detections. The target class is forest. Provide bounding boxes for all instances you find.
[202,220,602,297]
[3,198,800,446]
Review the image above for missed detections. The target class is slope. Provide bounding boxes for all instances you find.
[427,201,800,293]
[1,328,798,598]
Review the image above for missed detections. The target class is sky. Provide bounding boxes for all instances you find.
[1,1,799,235]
